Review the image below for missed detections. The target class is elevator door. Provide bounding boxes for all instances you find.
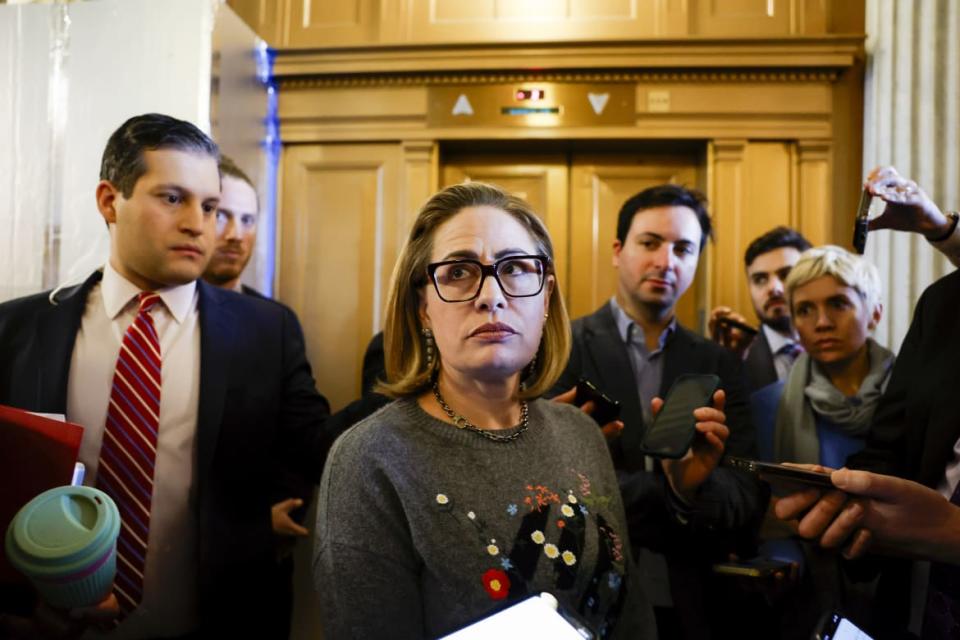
[442,149,705,331]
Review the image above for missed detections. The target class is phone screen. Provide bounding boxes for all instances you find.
[639,374,720,458]
[441,593,594,640]
[817,611,873,640]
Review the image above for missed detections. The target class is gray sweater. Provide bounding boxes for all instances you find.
[313,397,656,639]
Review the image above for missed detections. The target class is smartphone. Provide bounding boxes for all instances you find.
[574,379,621,426]
[712,557,793,579]
[441,592,596,640]
[638,374,720,459]
[813,610,874,640]
[852,187,871,254]
[724,457,834,489]
[715,316,759,336]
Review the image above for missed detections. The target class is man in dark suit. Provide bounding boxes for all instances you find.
[0,114,340,638]
[200,153,317,639]
[709,226,811,393]
[774,166,960,637]
[553,184,765,638]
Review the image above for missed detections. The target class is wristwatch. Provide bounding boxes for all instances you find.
[930,211,960,243]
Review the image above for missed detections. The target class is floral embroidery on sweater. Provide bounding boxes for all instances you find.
[431,472,629,637]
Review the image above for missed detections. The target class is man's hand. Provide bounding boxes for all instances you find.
[272,498,309,537]
[659,389,729,503]
[2,593,121,639]
[865,166,952,240]
[553,386,624,441]
[708,307,755,358]
[770,463,866,555]
[829,469,960,563]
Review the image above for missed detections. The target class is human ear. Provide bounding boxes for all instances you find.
[542,275,555,313]
[868,303,883,331]
[96,181,120,226]
[417,287,431,331]
[611,239,623,267]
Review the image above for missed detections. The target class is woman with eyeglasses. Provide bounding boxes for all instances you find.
[313,182,655,639]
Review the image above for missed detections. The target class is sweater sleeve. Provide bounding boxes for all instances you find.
[313,427,424,639]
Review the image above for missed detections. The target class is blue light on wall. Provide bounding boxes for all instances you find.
[256,41,279,297]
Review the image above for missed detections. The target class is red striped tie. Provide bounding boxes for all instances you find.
[97,292,161,615]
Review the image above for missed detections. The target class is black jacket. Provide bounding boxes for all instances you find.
[0,272,344,636]
[552,302,765,555]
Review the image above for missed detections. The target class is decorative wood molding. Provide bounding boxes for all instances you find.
[278,68,842,90]
[796,139,833,161]
[273,37,864,79]
[711,139,748,162]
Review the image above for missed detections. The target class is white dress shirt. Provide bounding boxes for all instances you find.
[67,263,201,638]
[761,324,800,382]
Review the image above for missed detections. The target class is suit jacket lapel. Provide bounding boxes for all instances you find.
[661,326,699,396]
[745,329,777,390]
[33,272,102,412]
[196,282,234,494]
[581,305,646,458]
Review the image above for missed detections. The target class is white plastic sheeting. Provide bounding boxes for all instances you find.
[0,0,270,303]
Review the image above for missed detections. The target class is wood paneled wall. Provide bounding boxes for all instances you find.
[230,0,862,48]
[225,0,865,412]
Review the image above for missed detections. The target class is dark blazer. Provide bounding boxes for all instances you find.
[743,328,779,393]
[841,269,960,637]
[848,268,960,486]
[0,272,344,636]
[552,302,765,555]
[241,283,267,298]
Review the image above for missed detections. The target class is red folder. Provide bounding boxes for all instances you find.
[0,404,84,582]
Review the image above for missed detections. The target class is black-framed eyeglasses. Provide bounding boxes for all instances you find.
[426,254,550,303]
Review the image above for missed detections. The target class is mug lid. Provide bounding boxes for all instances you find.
[5,486,120,574]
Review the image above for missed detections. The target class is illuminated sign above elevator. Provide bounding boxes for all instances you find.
[427,83,635,128]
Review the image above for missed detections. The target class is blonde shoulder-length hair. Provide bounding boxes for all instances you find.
[376,182,571,400]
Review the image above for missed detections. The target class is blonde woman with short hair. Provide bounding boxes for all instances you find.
[752,245,893,467]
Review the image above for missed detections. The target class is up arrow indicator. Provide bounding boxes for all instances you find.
[588,92,610,115]
[452,94,474,116]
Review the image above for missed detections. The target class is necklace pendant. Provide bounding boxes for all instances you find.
[453,416,468,429]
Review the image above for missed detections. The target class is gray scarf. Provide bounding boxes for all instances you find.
[773,339,895,464]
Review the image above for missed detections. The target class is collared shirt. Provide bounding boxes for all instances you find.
[937,437,960,501]
[762,324,802,382]
[609,297,676,425]
[67,262,201,638]
[608,297,676,607]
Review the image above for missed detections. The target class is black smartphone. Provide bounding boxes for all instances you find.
[715,316,759,336]
[712,557,793,579]
[638,374,720,459]
[574,379,621,425]
[852,187,871,254]
[724,457,835,489]
[813,610,874,640]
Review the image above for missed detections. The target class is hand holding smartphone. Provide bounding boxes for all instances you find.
[852,187,872,254]
[714,316,758,336]
[574,379,621,426]
[723,457,835,490]
[639,374,720,459]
